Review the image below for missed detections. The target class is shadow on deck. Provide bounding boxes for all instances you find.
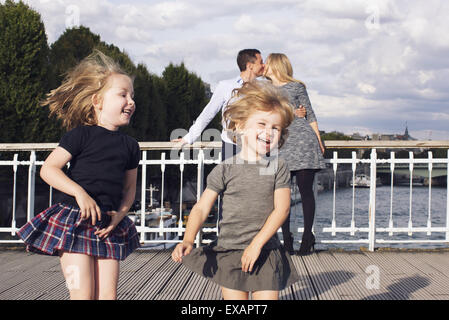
[0,249,448,300]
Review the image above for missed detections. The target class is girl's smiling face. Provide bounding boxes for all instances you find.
[239,109,283,160]
[94,73,135,131]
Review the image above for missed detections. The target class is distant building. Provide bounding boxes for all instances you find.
[351,132,369,140]
[371,123,416,141]
[395,123,417,141]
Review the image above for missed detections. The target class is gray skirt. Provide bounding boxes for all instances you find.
[182,242,300,292]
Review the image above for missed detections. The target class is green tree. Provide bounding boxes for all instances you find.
[161,63,192,136]
[0,0,51,142]
[49,26,101,86]
[321,131,354,159]
[48,26,166,142]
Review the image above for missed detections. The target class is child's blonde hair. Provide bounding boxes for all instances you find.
[265,53,306,87]
[43,50,131,130]
[223,81,294,148]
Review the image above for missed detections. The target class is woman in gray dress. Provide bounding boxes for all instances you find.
[264,53,326,256]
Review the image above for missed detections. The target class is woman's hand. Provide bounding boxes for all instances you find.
[241,243,262,273]
[172,241,194,263]
[74,190,102,226]
[294,105,306,118]
[94,210,125,240]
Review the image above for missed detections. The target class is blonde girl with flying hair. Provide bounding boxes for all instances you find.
[172,81,300,300]
[18,50,141,300]
[264,53,326,256]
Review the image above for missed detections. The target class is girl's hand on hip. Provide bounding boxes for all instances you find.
[241,244,262,273]
[75,191,101,226]
[94,210,122,240]
[172,242,193,263]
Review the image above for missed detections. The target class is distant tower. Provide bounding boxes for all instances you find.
[404,121,409,140]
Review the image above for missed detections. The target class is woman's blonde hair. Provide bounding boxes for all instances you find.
[223,81,294,148]
[264,53,306,87]
[42,50,131,131]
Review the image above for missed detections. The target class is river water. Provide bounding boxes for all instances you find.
[288,185,448,250]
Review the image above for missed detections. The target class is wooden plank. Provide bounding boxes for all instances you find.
[0,251,27,265]
[0,255,60,296]
[118,251,170,300]
[374,273,434,300]
[420,252,449,276]
[300,252,341,300]
[1,250,448,300]
[433,295,449,300]
[395,252,444,276]
[316,252,364,300]
[130,250,179,300]
[154,264,193,300]
[341,252,396,300]
[329,252,381,300]
[0,270,64,300]
[289,254,317,300]
[177,270,210,300]
[36,275,70,300]
[200,279,221,300]
[362,252,407,275]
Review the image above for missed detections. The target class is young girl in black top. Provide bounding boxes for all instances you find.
[17,50,140,300]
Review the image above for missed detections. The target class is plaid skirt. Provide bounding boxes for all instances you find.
[17,203,140,261]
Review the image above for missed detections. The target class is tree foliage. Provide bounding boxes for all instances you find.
[0,0,51,142]
[0,6,214,144]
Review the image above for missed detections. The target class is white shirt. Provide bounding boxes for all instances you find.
[183,76,244,145]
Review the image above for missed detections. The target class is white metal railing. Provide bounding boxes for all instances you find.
[0,140,448,251]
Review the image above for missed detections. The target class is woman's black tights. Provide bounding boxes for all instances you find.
[282,169,317,244]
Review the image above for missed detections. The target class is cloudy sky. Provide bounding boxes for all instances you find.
[12,0,449,140]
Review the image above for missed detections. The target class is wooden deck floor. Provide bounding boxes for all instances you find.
[0,249,448,300]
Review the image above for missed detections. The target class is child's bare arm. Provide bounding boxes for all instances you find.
[241,187,291,273]
[40,146,101,225]
[172,188,218,262]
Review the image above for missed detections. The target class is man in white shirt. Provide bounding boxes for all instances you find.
[172,49,265,160]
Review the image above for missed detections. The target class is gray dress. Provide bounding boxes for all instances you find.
[279,82,326,171]
[182,155,300,291]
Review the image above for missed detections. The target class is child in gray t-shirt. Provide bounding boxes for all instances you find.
[172,81,300,300]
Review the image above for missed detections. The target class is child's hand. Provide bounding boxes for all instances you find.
[74,190,101,226]
[172,242,193,263]
[94,211,123,240]
[241,243,262,273]
[295,105,306,118]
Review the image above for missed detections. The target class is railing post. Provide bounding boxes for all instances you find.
[27,151,36,222]
[446,149,449,242]
[331,151,338,236]
[389,152,395,236]
[178,152,185,236]
[408,151,414,236]
[427,152,433,235]
[140,151,147,243]
[11,154,18,235]
[350,151,357,236]
[195,149,204,247]
[368,149,377,252]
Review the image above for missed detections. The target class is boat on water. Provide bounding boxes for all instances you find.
[350,174,381,188]
[128,207,179,247]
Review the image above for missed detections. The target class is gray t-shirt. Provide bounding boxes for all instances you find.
[206,154,291,250]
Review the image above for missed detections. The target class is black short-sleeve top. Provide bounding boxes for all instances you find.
[58,125,140,211]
